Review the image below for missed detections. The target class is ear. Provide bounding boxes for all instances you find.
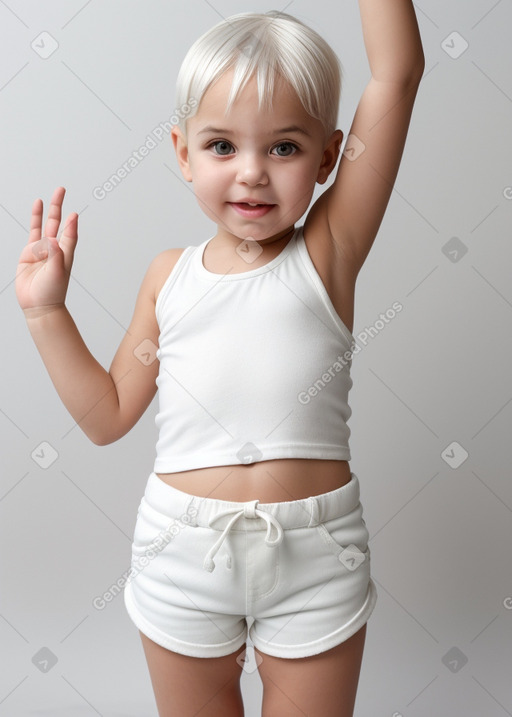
[171,126,193,182]
[316,129,344,185]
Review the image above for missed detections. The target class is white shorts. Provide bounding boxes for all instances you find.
[124,471,378,659]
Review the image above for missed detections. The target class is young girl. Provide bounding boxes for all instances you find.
[16,5,424,716]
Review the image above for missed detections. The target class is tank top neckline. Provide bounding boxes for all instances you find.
[194,226,301,282]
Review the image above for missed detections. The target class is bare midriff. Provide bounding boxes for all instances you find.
[156,458,352,503]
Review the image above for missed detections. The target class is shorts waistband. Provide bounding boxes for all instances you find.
[143,471,361,531]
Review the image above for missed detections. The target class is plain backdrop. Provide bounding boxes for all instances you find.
[1,1,511,715]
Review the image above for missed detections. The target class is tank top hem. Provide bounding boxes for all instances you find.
[154,445,351,474]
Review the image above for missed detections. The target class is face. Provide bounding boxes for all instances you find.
[171,69,343,245]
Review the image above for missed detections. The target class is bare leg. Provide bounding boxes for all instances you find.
[256,623,367,717]
[139,631,246,716]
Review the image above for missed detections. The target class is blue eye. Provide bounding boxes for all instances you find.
[272,143,297,157]
[210,141,234,155]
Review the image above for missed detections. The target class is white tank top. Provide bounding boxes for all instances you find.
[153,225,355,473]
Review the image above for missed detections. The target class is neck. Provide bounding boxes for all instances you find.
[213,224,296,249]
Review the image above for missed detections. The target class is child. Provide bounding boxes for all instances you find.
[16,5,424,716]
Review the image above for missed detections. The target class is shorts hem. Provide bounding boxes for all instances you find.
[124,582,248,658]
[249,578,378,659]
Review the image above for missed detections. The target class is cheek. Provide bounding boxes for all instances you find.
[192,162,222,193]
[280,162,317,195]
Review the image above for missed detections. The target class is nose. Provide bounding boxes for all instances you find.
[235,152,269,186]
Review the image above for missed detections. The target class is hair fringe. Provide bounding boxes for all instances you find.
[174,11,342,140]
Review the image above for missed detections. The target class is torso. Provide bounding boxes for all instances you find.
[154,200,358,503]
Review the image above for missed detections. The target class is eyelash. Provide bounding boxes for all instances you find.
[206,140,299,157]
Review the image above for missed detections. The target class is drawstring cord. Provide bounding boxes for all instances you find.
[202,499,284,572]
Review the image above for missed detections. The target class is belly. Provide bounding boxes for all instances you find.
[156,458,352,502]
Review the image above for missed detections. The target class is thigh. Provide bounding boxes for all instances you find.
[255,623,367,717]
[140,631,246,717]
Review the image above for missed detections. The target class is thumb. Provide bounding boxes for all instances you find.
[59,212,78,275]
[45,237,63,264]
[46,235,65,272]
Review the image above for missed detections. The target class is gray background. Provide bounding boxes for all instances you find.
[1,0,511,715]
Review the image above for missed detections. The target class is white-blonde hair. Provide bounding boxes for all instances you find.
[174,10,342,142]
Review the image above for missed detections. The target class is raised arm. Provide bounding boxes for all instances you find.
[323,0,425,272]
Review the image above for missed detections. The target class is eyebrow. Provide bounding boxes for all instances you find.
[197,124,311,137]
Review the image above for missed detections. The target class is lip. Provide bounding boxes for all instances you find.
[233,198,273,205]
[228,202,275,218]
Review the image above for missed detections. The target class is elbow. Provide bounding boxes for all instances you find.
[84,410,127,446]
[398,50,426,86]
[410,54,426,83]
[85,425,123,446]
[89,433,115,447]
[397,63,425,95]
[415,60,426,83]
[373,59,425,89]
[399,64,425,89]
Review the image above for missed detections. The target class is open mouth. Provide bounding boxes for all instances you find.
[234,202,272,207]
[229,202,275,217]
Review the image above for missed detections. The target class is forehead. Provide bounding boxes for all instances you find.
[190,68,315,128]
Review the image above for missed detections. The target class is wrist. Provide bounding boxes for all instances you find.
[23,303,67,320]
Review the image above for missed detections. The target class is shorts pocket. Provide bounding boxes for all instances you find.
[130,497,194,558]
[314,507,371,572]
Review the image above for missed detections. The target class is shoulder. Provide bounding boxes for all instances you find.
[145,248,187,304]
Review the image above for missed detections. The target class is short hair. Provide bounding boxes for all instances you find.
[174,10,342,142]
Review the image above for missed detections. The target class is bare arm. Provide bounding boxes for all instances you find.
[23,274,160,445]
[358,0,425,83]
[321,0,425,272]
[16,187,168,445]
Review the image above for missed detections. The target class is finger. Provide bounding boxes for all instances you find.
[28,198,43,244]
[59,213,78,274]
[59,211,77,243]
[43,186,66,240]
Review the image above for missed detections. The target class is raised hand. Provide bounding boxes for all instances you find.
[15,186,79,313]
